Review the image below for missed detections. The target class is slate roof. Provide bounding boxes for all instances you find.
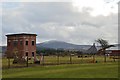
[86,43,97,54]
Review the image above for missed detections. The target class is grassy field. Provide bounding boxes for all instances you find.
[2,62,118,78]
[2,55,119,78]
[2,55,117,68]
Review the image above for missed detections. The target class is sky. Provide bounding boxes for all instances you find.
[0,0,120,46]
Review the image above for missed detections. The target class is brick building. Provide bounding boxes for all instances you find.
[6,33,37,61]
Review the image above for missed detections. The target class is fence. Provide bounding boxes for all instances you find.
[2,54,118,69]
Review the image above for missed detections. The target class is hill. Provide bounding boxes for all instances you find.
[0,46,6,53]
[36,40,91,50]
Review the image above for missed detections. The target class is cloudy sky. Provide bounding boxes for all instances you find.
[1,0,119,46]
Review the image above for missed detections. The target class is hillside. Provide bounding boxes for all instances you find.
[36,40,91,50]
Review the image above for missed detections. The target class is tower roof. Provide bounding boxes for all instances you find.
[6,33,37,36]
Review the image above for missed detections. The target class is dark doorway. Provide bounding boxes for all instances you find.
[26,52,28,56]
[32,52,34,57]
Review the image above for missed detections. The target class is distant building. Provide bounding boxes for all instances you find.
[6,33,37,61]
[109,50,120,56]
[85,43,97,54]
[106,44,120,56]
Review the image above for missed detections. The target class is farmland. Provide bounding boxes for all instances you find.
[2,55,119,78]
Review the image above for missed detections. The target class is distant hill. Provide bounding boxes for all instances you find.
[1,41,119,53]
[36,40,92,50]
[0,46,7,53]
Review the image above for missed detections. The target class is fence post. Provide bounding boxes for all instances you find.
[8,58,10,68]
[57,53,59,65]
[93,54,95,63]
[113,56,115,62]
[26,55,28,67]
[70,53,72,64]
[82,54,83,63]
[43,54,44,66]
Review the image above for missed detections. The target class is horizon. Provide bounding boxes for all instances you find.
[1,39,119,46]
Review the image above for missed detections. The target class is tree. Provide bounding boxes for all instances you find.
[96,38,115,62]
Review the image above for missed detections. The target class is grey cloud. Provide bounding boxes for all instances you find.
[2,2,118,45]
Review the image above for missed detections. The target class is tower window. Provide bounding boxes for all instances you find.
[32,52,34,56]
[13,41,18,46]
[32,41,34,46]
[20,41,23,45]
[26,52,28,56]
[26,41,28,45]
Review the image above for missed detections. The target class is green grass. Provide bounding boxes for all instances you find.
[2,55,116,68]
[2,62,118,78]
[2,56,119,78]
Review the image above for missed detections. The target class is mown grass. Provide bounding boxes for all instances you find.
[2,62,118,78]
[2,55,119,78]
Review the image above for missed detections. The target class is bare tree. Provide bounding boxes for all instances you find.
[96,38,115,62]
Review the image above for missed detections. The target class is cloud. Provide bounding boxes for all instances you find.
[72,0,118,16]
[1,2,118,45]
